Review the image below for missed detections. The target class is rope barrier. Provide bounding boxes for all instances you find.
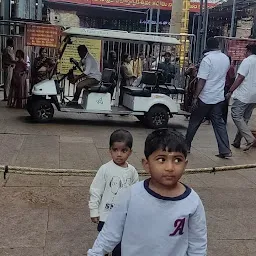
[1,163,256,178]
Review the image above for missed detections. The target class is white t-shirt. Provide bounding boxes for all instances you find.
[197,50,230,104]
[88,180,207,256]
[89,160,139,222]
[232,54,256,104]
[81,53,102,81]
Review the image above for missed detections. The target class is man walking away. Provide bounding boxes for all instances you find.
[186,37,232,158]
[226,44,256,151]
[2,38,16,101]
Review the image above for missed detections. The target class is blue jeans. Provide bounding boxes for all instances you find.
[186,99,231,155]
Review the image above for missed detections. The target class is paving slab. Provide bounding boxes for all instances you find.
[208,240,255,256]
[195,170,256,188]
[0,187,88,209]
[14,135,59,168]
[60,142,101,169]
[0,206,48,248]
[60,176,94,187]
[0,134,24,165]
[6,174,61,187]
[237,169,256,184]
[48,207,94,232]
[207,208,256,240]
[0,248,44,256]
[196,187,256,210]
[44,230,96,256]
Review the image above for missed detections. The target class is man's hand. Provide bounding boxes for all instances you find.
[91,217,100,224]
[68,75,79,84]
[191,98,198,112]
[225,92,232,100]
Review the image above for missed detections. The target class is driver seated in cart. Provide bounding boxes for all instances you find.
[67,45,102,107]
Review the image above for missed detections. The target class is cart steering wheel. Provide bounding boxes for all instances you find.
[70,58,83,73]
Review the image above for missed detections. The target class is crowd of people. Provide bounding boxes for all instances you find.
[1,37,256,154]
[1,38,55,109]
[67,44,178,106]
[185,37,256,156]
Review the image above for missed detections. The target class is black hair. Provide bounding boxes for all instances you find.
[77,45,88,54]
[16,50,24,59]
[122,53,130,62]
[206,37,219,50]
[144,129,188,159]
[39,47,46,55]
[164,52,172,57]
[109,129,133,149]
[246,44,256,55]
[6,38,14,47]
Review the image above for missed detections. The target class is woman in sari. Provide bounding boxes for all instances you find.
[8,50,28,108]
[32,47,55,85]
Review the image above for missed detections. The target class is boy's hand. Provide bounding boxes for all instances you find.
[91,217,99,224]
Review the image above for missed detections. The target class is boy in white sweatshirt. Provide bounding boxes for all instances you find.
[88,129,207,256]
[89,129,139,256]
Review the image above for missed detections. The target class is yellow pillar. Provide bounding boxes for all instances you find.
[170,0,190,67]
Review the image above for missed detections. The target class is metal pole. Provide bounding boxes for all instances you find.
[37,0,43,20]
[201,0,208,52]
[195,0,204,63]
[203,8,209,49]
[149,8,153,32]
[0,0,11,34]
[145,10,149,32]
[192,14,198,35]
[230,0,237,37]
[156,8,160,33]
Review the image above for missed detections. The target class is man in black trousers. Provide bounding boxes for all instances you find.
[186,38,232,158]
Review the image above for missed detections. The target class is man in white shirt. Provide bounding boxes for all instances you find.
[226,44,256,151]
[67,45,102,106]
[186,37,232,158]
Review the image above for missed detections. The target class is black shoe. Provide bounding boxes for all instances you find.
[215,152,232,159]
[243,140,256,151]
[66,101,83,109]
[231,143,240,149]
[66,101,78,107]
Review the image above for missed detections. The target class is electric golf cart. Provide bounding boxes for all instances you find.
[27,27,189,129]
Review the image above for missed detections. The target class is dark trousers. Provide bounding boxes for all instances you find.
[223,99,229,124]
[186,99,231,155]
[223,87,229,124]
[97,221,121,256]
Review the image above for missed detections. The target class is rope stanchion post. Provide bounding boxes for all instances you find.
[4,165,8,180]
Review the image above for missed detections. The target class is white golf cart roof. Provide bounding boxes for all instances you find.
[63,27,181,45]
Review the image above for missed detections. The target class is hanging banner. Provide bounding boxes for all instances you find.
[47,0,219,12]
[25,24,61,48]
[58,37,102,74]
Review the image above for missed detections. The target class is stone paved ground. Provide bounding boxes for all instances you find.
[0,91,256,256]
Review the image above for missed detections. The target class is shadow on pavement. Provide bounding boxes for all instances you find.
[17,115,187,131]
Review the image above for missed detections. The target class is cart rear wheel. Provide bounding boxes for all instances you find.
[145,105,169,129]
[31,99,54,123]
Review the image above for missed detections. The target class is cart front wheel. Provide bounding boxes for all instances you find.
[145,105,169,129]
[32,99,54,123]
